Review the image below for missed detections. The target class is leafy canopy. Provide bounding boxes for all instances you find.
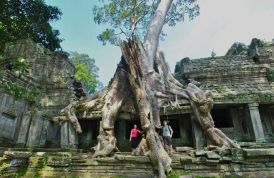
[69,52,102,94]
[0,0,62,52]
[93,0,200,46]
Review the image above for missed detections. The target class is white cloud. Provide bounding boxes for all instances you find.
[161,0,274,72]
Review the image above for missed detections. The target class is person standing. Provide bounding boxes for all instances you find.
[162,120,173,154]
[130,124,141,152]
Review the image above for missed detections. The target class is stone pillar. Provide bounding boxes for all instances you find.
[61,122,78,149]
[86,127,93,148]
[191,114,205,150]
[116,120,126,140]
[26,111,43,147]
[16,111,32,147]
[230,107,244,141]
[248,103,265,142]
[115,120,126,150]
[61,122,69,148]
[178,117,192,146]
[0,94,7,117]
[179,119,186,143]
[269,106,274,132]
[230,108,241,132]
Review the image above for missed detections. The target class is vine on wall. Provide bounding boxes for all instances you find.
[0,55,41,105]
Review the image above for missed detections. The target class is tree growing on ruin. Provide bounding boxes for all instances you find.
[55,1,240,177]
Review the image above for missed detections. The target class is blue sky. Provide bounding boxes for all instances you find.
[45,0,274,86]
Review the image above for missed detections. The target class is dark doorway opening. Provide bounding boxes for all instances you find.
[211,108,233,128]
[45,121,61,148]
[78,120,99,149]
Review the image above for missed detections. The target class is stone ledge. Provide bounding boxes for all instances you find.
[243,148,274,158]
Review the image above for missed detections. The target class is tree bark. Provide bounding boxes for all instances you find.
[54,39,240,177]
[53,0,240,177]
[144,0,173,72]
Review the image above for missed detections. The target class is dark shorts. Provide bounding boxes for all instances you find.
[131,137,139,148]
[163,136,172,145]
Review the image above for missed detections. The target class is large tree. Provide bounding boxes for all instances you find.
[0,0,62,52]
[55,1,240,177]
[93,0,200,46]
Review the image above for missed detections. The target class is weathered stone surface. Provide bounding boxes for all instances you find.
[195,150,206,156]
[218,148,231,156]
[115,155,150,163]
[3,151,31,159]
[0,39,81,148]
[205,151,221,160]
[243,148,274,158]
[219,156,232,163]
[226,42,248,56]
[0,150,273,178]
[231,148,244,162]
[191,114,205,150]
[248,103,265,142]
[180,155,192,164]
[174,38,274,105]
[176,147,193,152]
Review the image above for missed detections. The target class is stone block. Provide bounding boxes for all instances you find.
[180,155,192,164]
[4,151,31,159]
[176,147,193,152]
[220,156,232,163]
[243,148,274,158]
[115,155,150,163]
[218,149,231,156]
[195,150,206,156]
[196,157,207,163]
[206,151,221,160]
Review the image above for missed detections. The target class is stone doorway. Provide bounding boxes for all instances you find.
[78,120,100,150]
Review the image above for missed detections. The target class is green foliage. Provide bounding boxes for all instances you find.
[0,0,62,52]
[70,52,103,94]
[0,55,41,104]
[0,56,31,77]
[15,164,28,178]
[93,0,200,45]
[2,81,41,104]
[267,69,274,82]
[0,162,11,176]
[167,170,189,178]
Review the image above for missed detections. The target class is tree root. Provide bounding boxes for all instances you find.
[92,129,119,158]
[54,39,240,178]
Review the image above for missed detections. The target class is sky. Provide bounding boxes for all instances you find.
[45,0,274,86]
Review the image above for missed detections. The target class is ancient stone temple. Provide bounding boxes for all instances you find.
[73,38,274,151]
[1,39,274,177]
[0,39,85,148]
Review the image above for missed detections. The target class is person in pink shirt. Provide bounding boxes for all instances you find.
[129,124,142,152]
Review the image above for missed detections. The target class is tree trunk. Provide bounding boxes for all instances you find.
[120,39,172,177]
[54,38,240,178]
[54,0,240,177]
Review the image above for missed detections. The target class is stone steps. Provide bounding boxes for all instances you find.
[2,148,274,177]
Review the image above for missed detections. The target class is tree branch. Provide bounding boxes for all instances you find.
[144,0,173,71]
